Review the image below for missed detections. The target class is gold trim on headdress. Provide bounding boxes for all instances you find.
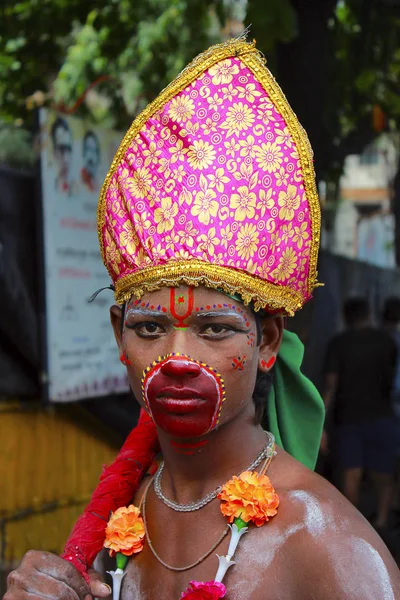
[115,259,303,315]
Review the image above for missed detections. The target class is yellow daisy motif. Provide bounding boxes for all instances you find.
[293,221,310,248]
[209,59,239,85]
[119,222,139,255]
[191,175,218,225]
[147,187,161,208]
[221,224,233,249]
[207,93,223,112]
[133,211,151,234]
[158,157,172,178]
[142,142,161,166]
[258,260,270,279]
[274,127,293,147]
[104,230,121,275]
[274,167,290,187]
[126,167,152,199]
[235,223,259,260]
[201,117,219,135]
[187,140,216,170]
[221,102,255,137]
[208,168,230,193]
[168,95,195,123]
[278,184,301,220]
[169,139,188,163]
[198,227,219,256]
[154,197,178,234]
[178,220,197,247]
[171,165,186,182]
[135,248,153,269]
[280,223,294,244]
[255,142,283,173]
[146,240,167,263]
[257,105,274,125]
[221,84,238,101]
[230,185,256,221]
[258,188,275,217]
[224,138,240,157]
[272,247,298,281]
[165,232,179,250]
[239,134,258,158]
[237,83,262,103]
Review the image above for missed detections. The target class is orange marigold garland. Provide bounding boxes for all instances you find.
[104,464,279,599]
[218,470,279,526]
[104,505,145,599]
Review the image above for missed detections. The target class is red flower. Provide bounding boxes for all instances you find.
[181,581,226,599]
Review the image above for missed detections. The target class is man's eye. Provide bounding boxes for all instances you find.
[201,324,232,336]
[128,322,164,337]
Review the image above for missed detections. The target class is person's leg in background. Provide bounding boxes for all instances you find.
[343,467,364,506]
[370,472,394,528]
[335,422,364,507]
[365,417,399,530]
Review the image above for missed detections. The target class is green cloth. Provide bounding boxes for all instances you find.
[267,329,325,471]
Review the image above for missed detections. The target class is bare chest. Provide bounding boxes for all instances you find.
[119,525,296,600]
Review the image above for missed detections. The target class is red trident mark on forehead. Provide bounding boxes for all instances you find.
[170,287,194,330]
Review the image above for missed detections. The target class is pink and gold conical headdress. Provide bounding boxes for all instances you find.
[98,38,321,315]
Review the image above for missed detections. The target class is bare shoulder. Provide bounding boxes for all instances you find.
[263,449,400,599]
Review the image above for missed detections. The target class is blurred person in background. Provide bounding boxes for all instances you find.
[383,297,400,420]
[382,297,400,515]
[323,298,398,532]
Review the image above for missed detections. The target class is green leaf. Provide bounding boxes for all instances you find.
[234,516,248,531]
[116,552,129,570]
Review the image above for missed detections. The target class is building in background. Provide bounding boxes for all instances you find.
[332,135,398,268]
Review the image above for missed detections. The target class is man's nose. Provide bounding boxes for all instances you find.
[160,358,201,378]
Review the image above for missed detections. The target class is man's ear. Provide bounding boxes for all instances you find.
[258,316,284,372]
[110,304,123,353]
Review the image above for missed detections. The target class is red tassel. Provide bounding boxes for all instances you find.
[61,410,159,581]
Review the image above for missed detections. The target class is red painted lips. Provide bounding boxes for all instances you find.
[143,356,223,437]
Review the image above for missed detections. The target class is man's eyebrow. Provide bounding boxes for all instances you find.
[125,308,168,318]
[195,310,248,320]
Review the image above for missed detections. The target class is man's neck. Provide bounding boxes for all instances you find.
[156,404,267,505]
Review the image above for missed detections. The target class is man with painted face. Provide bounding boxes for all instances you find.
[5,38,400,600]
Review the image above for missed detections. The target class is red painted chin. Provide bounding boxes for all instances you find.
[142,356,224,438]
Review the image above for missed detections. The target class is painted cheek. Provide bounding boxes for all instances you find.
[231,356,247,371]
[141,354,225,437]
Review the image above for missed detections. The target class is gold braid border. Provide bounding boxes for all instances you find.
[98,38,321,315]
[115,260,302,316]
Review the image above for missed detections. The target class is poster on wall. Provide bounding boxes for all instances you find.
[39,108,129,402]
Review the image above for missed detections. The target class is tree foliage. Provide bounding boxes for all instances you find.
[0,0,226,129]
[0,0,399,182]
[246,0,400,185]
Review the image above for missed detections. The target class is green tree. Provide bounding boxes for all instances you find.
[0,0,226,129]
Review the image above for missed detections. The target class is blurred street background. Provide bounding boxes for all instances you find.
[1,0,400,591]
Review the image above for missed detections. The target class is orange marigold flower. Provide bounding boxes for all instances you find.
[104,505,145,556]
[218,471,279,527]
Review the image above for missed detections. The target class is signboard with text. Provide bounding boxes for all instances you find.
[39,108,129,402]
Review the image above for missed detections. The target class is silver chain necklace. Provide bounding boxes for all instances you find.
[153,431,275,512]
